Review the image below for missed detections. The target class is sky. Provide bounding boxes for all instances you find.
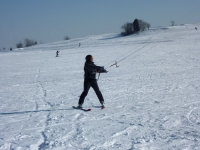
[0,0,200,49]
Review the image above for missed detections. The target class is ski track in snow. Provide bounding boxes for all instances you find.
[0,24,200,149]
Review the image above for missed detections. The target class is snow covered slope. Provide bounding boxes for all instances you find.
[0,24,200,150]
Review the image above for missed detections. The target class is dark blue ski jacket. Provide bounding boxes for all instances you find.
[84,61,102,80]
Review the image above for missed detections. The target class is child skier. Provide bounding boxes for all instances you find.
[77,55,107,109]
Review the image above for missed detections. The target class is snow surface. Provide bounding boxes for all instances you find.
[0,24,200,150]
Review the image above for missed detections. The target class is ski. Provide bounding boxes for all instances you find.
[72,106,91,111]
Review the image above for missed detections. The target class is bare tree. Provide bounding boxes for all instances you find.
[138,20,146,31]
[24,38,37,47]
[146,23,151,30]
[16,38,37,48]
[121,22,133,35]
[171,21,175,26]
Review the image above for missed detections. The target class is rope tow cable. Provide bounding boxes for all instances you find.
[105,36,153,70]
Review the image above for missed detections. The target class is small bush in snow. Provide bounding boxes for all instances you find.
[16,42,23,48]
[64,36,70,40]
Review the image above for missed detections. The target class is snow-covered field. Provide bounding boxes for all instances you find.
[0,24,200,150]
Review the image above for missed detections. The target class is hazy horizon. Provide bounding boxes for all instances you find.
[1,0,200,49]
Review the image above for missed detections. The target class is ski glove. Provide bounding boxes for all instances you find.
[98,66,108,73]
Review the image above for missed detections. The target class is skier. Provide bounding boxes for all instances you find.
[56,50,60,57]
[77,55,107,109]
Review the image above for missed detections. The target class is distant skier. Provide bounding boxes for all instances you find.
[79,43,81,47]
[56,50,60,57]
[77,55,107,109]
[195,27,198,30]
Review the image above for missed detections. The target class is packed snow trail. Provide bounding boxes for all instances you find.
[0,24,200,149]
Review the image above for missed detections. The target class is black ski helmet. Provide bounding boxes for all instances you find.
[85,55,92,61]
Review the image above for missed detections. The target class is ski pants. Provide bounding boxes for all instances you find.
[78,79,104,105]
